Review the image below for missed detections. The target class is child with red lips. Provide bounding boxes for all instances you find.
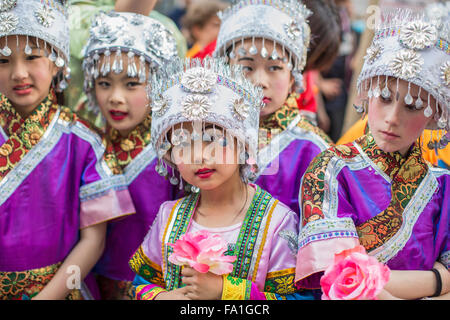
[213,0,333,217]
[0,1,134,300]
[296,8,450,300]
[81,11,181,300]
[128,58,314,300]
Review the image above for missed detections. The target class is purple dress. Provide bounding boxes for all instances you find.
[0,94,135,300]
[254,94,332,215]
[93,119,178,299]
[296,133,450,289]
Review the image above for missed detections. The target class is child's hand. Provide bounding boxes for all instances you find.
[181,266,223,300]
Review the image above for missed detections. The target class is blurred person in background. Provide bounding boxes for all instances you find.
[317,0,358,143]
[182,0,228,58]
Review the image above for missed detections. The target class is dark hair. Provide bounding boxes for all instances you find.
[303,0,342,72]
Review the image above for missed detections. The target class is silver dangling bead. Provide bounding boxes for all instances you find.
[2,36,11,56]
[404,82,413,105]
[191,185,200,193]
[127,51,137,78]
[381,76,390,99]
[229,40,236,59]
[24,35,32,55]
[249,37,257,55]
[101,50,111,76]
[237,38,246,56]
[260,38,268,59]
[169,174,179,185]
[270,40,278,60]
[424,94,433,118]
[354,104,364,114]
[138,55,146,83]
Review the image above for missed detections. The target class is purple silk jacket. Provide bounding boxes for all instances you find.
[254,113,331,216]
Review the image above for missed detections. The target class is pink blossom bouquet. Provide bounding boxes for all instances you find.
[168,230,236,275]
[320,245,391,300]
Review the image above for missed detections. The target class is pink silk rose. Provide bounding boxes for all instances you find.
[320,245,390,300]
[168,230,236,275]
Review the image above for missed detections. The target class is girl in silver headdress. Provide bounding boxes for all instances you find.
[81,10,180,300]
[296,8,450,299]
[128,57,314,300]
[213,0,333,220]
[0,1,134,300]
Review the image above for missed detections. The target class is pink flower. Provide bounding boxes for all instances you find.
[168,230,237,275]
[320,245,390,300]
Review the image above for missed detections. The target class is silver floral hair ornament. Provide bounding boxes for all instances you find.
[213,0,311,93]
[0,0,70,91]
[149,57,264,189]
[356,8,450,149]
[82,11,178,114]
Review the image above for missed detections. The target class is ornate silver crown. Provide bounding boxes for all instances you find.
[357,8,450,147]
[149,57,264,186]
[82,11,178,113]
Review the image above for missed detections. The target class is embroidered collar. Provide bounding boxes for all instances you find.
[259,93,300,148]
[0,92,59,180]
[0,92,57,138]
[260,93,300,131]
[357,132,415,181]
[107,114,152,169]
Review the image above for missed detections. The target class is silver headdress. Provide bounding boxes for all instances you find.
[150,57,264,188]
[0,0,70,90]
[213,0,311,93]
[82,11,178,113]
[357,8,450,148]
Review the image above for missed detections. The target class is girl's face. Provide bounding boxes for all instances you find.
[95,53,149,137]
[367,77,434,156]
[169,122,242,191]
[229,38,294,118]
[0,36,59,117]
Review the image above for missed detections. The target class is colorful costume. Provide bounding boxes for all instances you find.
[129,57,312,299]
[0,93,134,299]
[130,184,307,300]
[82,11,180,299]
[0,1,134,300]
[296,133,449,288]
[296,8,450,290]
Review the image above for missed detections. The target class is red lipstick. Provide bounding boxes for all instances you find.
[109,110,128,121]
[195,168,215,179]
